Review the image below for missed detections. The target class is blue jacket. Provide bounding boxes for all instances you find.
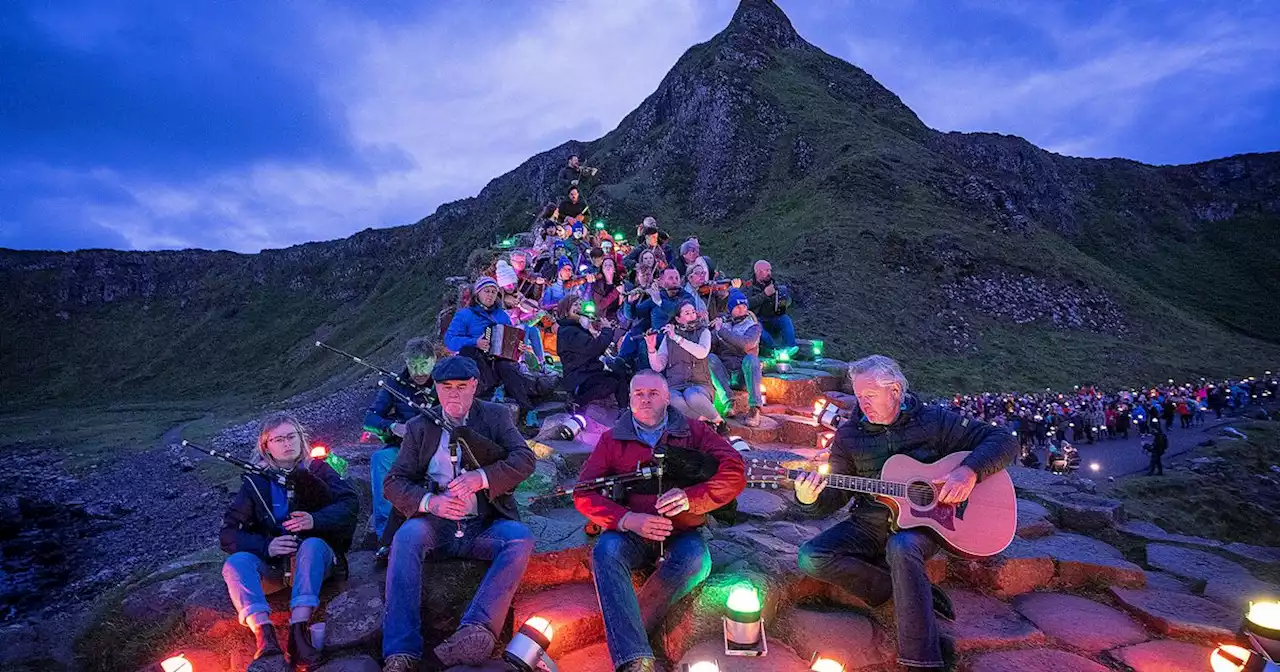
[638,288,695,332]
[445,303,513,352]
[219,460,359,563]
[362,368,434,444]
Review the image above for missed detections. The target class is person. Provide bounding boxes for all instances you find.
[559,154,597,191]
[1146,423,1167,476]
[381,357,537,671]
[794,355,1018,672]
[363,338,437,562]
[220,413,359,667]
[709,290,763,428]
[553,186,589,225]
[444,277,534,413]
[744,260,796,356]
[623,220,671,271]
[647,299,728,435]
[672,237,716,279]
[640,267,695,333]
[556,296,628,408]
[591,256,624,321]
[540,258,578,309]
[574,371,745,672]
[681,261,711,318]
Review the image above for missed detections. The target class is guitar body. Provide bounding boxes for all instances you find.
[877,451,1017,558]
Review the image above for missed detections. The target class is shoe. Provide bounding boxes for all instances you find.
[713,420,730,437]
[253,624,283,661]
[617,659,664,672]
[375,545,390,567]
[433,623,497,666]
[745,406,762,427]
[931,585,955,622]
[382,653,419,672]
[288,621,321,669]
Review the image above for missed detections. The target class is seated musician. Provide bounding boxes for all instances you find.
[540,258,576,310]
[623,220,671,271]
[509,250,545,303]
[744,259,796,357]
[709,290,763,428]
[559,153,596,191]
[673,237,716,279]
[553,186,589,225]
[555,296,628,408]
[498,285,547,372]
[444,277,534,414]
[381,356,536,671]
[590,256,624,321]
[681,260,711,318]
[574,371,745,672]
[220,412,359,666]
[640,267,695,333]
[363,337,437,562]
[646,299,729,436]
[794,355,1019,672]
[579,244,606,276]
[600,237,623,270]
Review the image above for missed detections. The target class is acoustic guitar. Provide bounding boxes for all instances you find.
[744,451,1017,557]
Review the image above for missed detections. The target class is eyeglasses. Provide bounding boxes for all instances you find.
[267,432,299,446]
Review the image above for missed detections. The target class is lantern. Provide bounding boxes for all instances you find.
[724,584,766,655]
[613,232,625,241]
[1090,462,1100,472]
[581,300,597,316]
[159,656,193,672]
[814,398,844,430]
[309,445,329,459]
[809,656,846,672]
[1209,645,1253,672]
[1245,600,1280,662]
[811,340,823,357]
[684,662,720,672]
[728,436,751,453]
[594,220,605,230]
[504,616,557,672]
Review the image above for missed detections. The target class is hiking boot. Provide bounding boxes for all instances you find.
[617,659,664,672]
[288,621,321,669]
[254,624,283,661]
[375,545,390,567]
[433,623,496,667]
[711,420,730,437]
[745,406,762,427]
[932,584,955,622]
[382,654,419,672]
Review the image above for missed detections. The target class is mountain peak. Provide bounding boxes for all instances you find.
[722,0,806,53]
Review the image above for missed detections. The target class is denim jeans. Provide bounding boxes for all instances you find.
[524,326,545,364]
[370,447,398,539]
[222,537,336,626]
[759,315,796,354]
[709,354,763,407]
[592,530,711,668]
[798,518,942,667]
[383,515,535,659]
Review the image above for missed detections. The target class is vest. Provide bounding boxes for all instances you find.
[666,327,711,390]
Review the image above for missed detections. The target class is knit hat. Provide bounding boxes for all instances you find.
[473,276,498,293]
[727,289,748,311]
[495,260,517,289]
[431,355,480,383]
[557,256,573,271]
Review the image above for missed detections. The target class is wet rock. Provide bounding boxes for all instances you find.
[1012,592,1147,651]
[512,583,602,658]
[1109,588,1239,640]
[969,649,1110,672]
[943,589,1045,652]
[778,607,893,668]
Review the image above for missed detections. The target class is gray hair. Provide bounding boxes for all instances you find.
[849,355,909,394]
[630,369,669,392]
[679,238,700,255]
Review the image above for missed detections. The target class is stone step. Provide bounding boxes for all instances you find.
[1034,492,1125,531]
[1108,587,1239,640]
[531,437,595,472]
[766,414,823,446]
[969,649,1110,672]
[1110,640,1218,672]
[673,638,811,671]
[776,607,893,669]
[1015,499,1056,539]
[512,582,603,659]
[943,589,1045,652]
[550,643,615,672]
[1011,592,1148,652]
[726,414,780,444]
[951,532,1144,597]
[761,372,838,407]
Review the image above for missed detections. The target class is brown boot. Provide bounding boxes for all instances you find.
[253,624,283,661]
[288,621,321,669]
[433,623,496,667]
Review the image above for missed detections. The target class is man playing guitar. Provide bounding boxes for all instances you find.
[794,355,1018,672]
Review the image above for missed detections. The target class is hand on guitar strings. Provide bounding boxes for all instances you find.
[932,465,978,505]
[447,470,487,498]
[621,512,673,541]
[654,488,690,517]
[794,470,828,505]
[427,493,470,521]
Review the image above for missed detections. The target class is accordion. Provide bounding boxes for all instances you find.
[484,324,526,361]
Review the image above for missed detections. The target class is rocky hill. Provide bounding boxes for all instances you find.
[2,0,1278,411]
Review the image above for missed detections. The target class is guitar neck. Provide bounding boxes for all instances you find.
[786,468,907,498]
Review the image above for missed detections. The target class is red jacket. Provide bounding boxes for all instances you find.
[574,408,745,532]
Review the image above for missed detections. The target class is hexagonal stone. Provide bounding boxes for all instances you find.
[1012,593,1147,651]
[735,488,789,520]
[322,580,384,650]
[762,373,829,408]
[1118,520,1221,547]
[779,607,892,668]
[1038,492,1125,531]
[674,638,811,671]
[1109,588,1239,640]
[952,553,1055,598]
[1223,542,1280,565]
[512,582,602,658]
[1026,533,1145,589]
[1109,640,1217,672]
[1146,544,1249,583]
[943,589,1045,652]
[1203,573,1280,611]
[1016,499,1055,539]
[970,649,1109,672]
[1143,570,1192,593]
[552,642,615,672]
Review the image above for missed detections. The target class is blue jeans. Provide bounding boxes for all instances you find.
[221,537,336,626]
[592,530,711,668]
[760,315,796,353]
[383,516,534,658]
[617,332,651,373]
[524,326,545,364]
[709,353,763,407]
[798,518,942,667]
[371,447,398,540]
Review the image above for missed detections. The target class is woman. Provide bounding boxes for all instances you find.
[555,296,627,407]
[591,257,624,321]
[682,261,710,318]
[220,413,359,666]
[629,248,659,289]
[646,299,728,434]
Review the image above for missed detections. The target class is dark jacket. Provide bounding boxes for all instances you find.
[744,275,791,318]
[362,368,434,445]
[801,394,1019,523]
[383,400,535,522]
[637,287,696,332]
[574,408,745,532]
[1150,432,1168,456]
[623,243,672,272]
[673,254,717,280]
[219,460,359,562]
[556,318,615,394]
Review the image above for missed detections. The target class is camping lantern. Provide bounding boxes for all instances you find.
[505,616,557,672]
[809,655,846,672]
[1209,645,1256,672]
[309,445,329,459]
[553,414,588,441]
[683,662,720,672]
[1245,601,1280,662]
[813,398,845,430]
[724,584,767,655]
[817,431,835,451]
[728,436,751,453]
[594,220,606,230]
[159,655,193,672]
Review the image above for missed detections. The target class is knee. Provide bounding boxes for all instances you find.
[393,517,434,550]
[296,537,332,562]
[592,532,628,567]
[502,524,535,558]
[796,541,830,576]
[885,532,927,562]
[222,552,260,582]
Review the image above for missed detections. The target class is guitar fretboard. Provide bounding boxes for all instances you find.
[784,468,907,498]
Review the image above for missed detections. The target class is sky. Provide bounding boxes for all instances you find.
[2,0,1277,253]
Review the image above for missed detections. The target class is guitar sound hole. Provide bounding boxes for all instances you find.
[906,481,935,507]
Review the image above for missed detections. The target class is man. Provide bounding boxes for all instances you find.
[623,220,672,271]
[743,260,796,356]
[639,268,695,333]
[560,154,597,191]
[363,337,437,562]
[1145,423,1167,476]
[553,186,589,225]
[672,237,716,279]
[381,356,537,671]
[575,371,745,672]
[709,290,763,427]
[795,355,1018,672]
[445,277,534,413]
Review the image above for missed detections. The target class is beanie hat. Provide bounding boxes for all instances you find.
[571,220,585,233]
[473,276,498,293]
[495,260,517,289]
[727,289,748,311]
[557,256,573,271]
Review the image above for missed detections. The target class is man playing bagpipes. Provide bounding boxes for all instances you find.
[574,371,745,672]
[363,337,437,563]
[444,277,535,416]
[381,356,537,671]
[218,413,359,668]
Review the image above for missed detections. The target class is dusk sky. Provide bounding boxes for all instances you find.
[2,0,1278,253]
